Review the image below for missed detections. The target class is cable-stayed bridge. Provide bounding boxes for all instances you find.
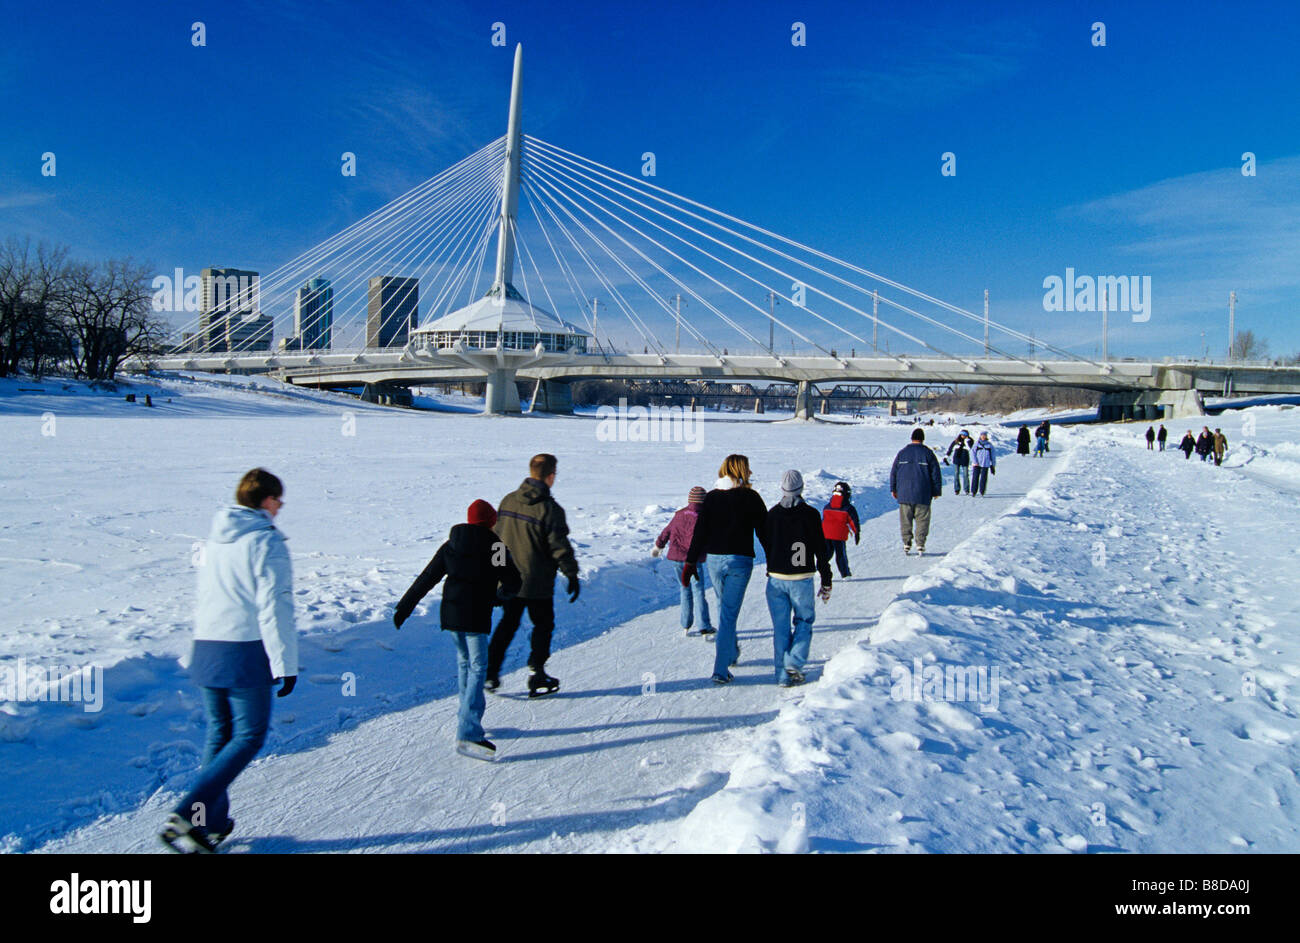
[141,46,1300,419]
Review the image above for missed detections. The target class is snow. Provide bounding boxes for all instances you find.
[2,374,1297,853]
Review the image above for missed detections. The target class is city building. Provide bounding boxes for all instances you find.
[293,277,333,350]
[366,276,419,348]
[200,267,271,352]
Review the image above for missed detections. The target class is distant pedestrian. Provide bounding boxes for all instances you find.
[971,431,996,496]
[1034,429,1048,457]
[1036,420,1052,452]
[1179,430,1196,459]
[684,454,768,685]
[654,486,714,636]
[821,481,860,578]
[161,468,297,854]
[890,428,943,555]
[1017,425,1031,455]
[485,453,579,698]
[393,500,521,761]
[1213,428,1228,466]
[1145,426,1155,450]
[948,433,971,494]
[1196,426,1213,462]
[1157,425,1168,451]
[760,470,832,687]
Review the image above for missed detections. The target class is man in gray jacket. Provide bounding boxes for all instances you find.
[889,428,944,555]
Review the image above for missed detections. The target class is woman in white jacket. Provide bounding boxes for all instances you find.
[161,468,298,853]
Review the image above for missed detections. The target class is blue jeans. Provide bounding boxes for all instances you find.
[453,632,489,742]
[174,684,272,833]
[706,555,753,677]
[766,577,816,681]
[672,560,714,632]
[953,464,970,494]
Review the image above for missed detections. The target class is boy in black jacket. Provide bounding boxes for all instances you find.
[394,500,521,760]
[760,470,833,687]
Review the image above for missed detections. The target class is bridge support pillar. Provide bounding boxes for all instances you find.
[531,379,573,414]
[754,397,764,414]
[483,368,522,415]
[1099,389,1205,422]
[794,381,815,420]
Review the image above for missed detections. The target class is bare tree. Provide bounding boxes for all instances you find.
[58,259,165,380]
[1230,330,1268,362]
[0,239,70,376]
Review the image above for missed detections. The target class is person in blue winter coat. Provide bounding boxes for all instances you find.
[161,468,298,853]
[970,431,996,496]
[890,428,943,555]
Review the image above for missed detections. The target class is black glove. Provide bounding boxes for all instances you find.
[567,574,580,603]
[854,532,860,545]
[393,612,405,631]
[680,562,696,587]
[991,466,996,475]
[277,676,297,698]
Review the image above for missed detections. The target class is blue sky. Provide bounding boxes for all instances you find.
[3,0,1299,359]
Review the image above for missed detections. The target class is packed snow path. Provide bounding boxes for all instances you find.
[37,432,1059,853]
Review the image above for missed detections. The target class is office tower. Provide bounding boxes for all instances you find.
[366,276,419,348]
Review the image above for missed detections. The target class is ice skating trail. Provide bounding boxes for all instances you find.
[37,420,1300,854]
[38,434,1061,853]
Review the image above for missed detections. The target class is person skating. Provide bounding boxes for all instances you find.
[654,486,714,636]
[890,428,943,555]
[1213,428,1229,466]
[1157,425,1168,451]
[971,431,996,496]
[1196,426,1213,462]
[1036,420,1052,452]
[161,469,297,854]
[393,500,521,761]
[760,470,833,687]
[820,481,860,578]
[484,454,579,697]
[1017,425,1031,456]
[948,432,971,494]
[1145,426,1155,450]
[683,454,768,685]
[1179,430,1196,459]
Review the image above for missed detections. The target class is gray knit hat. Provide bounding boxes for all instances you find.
[779,469,804,507]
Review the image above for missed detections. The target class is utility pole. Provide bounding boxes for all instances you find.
[591,297,602,354]
[983,289,989,357]
[766,290,779,353]
[1029,330,1035,357]
[1101,286,1109,362]
[672,293,686,353]
[872,290,879,352]
[1228,290,1237,361]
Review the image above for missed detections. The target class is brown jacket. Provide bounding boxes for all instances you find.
[495,478,578,598]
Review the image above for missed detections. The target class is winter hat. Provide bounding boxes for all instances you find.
[688,486,707,504]
[467,499,498,528]
[779,469,804,508]
[833,481,851,495]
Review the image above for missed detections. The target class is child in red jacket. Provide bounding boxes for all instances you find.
[821,481,860,578]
